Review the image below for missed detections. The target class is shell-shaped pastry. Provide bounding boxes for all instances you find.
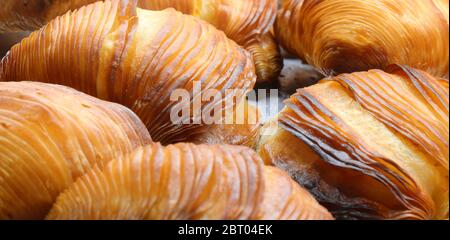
[0,81,152,219]
[276,0,449,78]
[138,0,282,83]
[0,0,280,83]
[47,143,333,220]
[258,65,449,220]
[0,0,256,145]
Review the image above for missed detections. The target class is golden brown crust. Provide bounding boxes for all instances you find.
[276,0,449,78]
[0,81,151,219]
[260,65,449,219]
[335,65,449,171]
[246,32,283,84]
[47,143,332,220]
[258,166,334,220]
[0,0,256,144]
[139,0,276,50]
[138,0,281,83]
[0,0,281,82]
[47,143,265,220]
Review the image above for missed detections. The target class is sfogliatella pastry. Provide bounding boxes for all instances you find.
[258,65,449,220]
[47,143,333,220]
[0,81,152,219]
[0,0,281,83]
[0,0,256,145]
[138,0,282,83]
[276,0,449,78]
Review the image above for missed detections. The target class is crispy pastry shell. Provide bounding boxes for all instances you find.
[258,65,449,219]
[0,0,281,83]
[0,0,256,144]
[139,0,282,83]
[0,81,151,219]
[47,143,333,220]
[276,0,449,78]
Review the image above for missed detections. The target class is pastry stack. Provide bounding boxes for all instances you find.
[0,0,447,220]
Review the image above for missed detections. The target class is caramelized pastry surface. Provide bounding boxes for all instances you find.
[0,0,256,144]
[259,65,449,219]
[47,143,333,220]
[139,0,281,83]
[0,81,151,219]
[0,0,281,82]
[276,0,449,78]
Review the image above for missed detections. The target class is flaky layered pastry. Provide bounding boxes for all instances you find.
[0,81,152,220]
[276,0,449,78]
[259,166,333,220]
[0,0,256,145]
[47,143,333,220]
[139,0,282,83]
[258,65,449,220]
[0,0,281,83]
